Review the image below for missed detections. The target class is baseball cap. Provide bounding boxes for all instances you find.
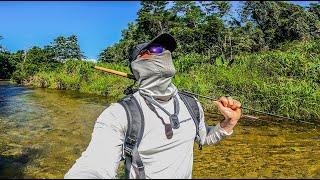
[128,33,177,63]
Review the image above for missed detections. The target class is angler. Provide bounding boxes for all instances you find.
[65,33,242,179]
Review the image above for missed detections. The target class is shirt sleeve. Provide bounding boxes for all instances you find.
[196,101,233,146]
[64,103,127,179]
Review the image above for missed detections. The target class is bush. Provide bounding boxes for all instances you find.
[174,53,208,73]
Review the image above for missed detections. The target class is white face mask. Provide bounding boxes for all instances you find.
[131,50,177,102]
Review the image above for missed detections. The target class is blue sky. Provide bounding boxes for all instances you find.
[0,1,316,60]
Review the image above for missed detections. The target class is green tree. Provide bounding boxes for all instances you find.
[99,21,149,64]
[200,1,231,17]
[137,1,171,37]
[11,46,60,82]
[0,35,6,53]
[98,1,320,67]
[0,53,13,79]
[68,35,85,60]
[309,3,320,19]
[170,1,207,56]
[52,35,84,62]
[241,1,320,48]
[98,47,115,63]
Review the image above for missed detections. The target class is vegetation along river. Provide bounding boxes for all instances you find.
[0,81,319,178]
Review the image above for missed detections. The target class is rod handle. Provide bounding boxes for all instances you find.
[94,66,136,80]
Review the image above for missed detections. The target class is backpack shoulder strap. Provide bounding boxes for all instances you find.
[118,95,146,179]
[178,91,202,150]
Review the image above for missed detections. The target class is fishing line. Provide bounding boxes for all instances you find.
[180,90,319,127]
[204,111,283,126]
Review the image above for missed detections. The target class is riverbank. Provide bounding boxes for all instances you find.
[10,40,320,122]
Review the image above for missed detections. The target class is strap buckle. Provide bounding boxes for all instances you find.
[124,137,136,156]
[137,164,145,170]
[126,137,136,145]
[124,146,133,156]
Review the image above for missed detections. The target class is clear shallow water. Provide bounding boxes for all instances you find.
[0,81,319,178]
[0,81,110,178]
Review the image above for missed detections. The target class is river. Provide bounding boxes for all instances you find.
[0,81,319,178]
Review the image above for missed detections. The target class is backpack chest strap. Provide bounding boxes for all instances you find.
[178,92,202,150]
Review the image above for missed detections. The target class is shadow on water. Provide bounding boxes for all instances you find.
[0,81,33,118]
[0,81,30,99]
[0,147,41,179]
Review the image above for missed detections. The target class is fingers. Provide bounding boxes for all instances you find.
[214,100,226,110]
[218,96,241,110]
[234,100,241,109]
[227,97,234,107]
[219,96,228,107]
[230,99,241,110]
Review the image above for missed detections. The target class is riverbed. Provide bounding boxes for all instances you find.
[0,81,319,178]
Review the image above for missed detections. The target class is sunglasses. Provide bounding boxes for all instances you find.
[140,44,165,55]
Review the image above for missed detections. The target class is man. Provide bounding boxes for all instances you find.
[65,33,242,179]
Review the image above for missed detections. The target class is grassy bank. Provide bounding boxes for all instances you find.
[15,40,320,122]
[19,61,132,101]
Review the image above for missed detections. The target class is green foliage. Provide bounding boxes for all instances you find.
[27,60,131,99]
[11,46,61,83]
[174,53,207,72]
[5,39,320,122]
[241,1,320,49]
[99,1,234,64]
[309,3,320,18]
[52,35,84,62]
[0,53,14,79]
[200,1,231,17]
[240,40,320,84]
[99,1,320,66]
[173,41,320,121]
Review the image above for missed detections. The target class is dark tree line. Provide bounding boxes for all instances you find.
[98,1,320,66]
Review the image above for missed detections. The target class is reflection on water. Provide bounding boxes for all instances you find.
[0,81,319,178]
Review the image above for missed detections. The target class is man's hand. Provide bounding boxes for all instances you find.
[214,97,242,133]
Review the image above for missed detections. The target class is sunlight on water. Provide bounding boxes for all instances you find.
[0,81,319,178]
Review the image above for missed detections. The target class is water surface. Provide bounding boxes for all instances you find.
[0,81,110,178]
[0,81,319,178]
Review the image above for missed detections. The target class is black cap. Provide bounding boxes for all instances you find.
[129,33,177,63]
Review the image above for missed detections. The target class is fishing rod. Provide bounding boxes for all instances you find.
[179,90,318,126]
[94,66,136,80]
[93,65,319,127]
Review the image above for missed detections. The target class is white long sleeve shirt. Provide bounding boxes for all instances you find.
[65,92,232,179]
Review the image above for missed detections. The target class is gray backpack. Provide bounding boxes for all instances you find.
[118,91,201,179]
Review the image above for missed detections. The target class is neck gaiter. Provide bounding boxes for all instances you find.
[131,50,177,102]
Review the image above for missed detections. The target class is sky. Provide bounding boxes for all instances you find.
[0,1,317,60]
